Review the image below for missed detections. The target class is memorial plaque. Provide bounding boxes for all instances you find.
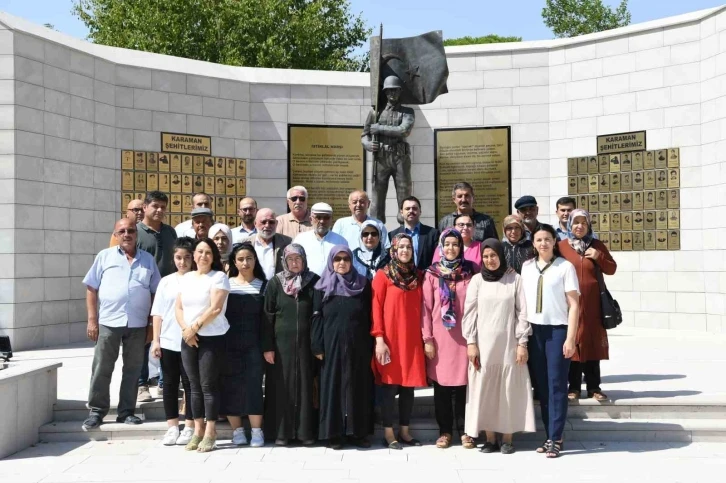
[291,124,368,222]
[668,168,680,188]
[655,169,667,189]
[668,148,680,168]
[122,192,133,208]
[171,154,182,172]
[181,174,192,193]
[205,176,215,194]
[567,157,578,176]
[218,215,227,225]
[599,174,610,192]
[122,150,134,170]
[172,174,183,193]
[568,177,578,195]
[135,172,146,191]
[134,151,146,171]
[633,191,644,211]
[170,194,182,213]
[588,156,599,174]
[598,155,610,173]
[633,211,644,231]
[668,230,680,250]
[632,151,644,171]
[146,173,158,191]
[610,231,621,251]
[656,149,667,169]
[237,178,246,196]
[578,175,589,194]
[159,153,170,172]
[609,154,621,172]
[599,193,610,212]
[611,212,621,231]
[644,191,656,210]
[597,130,646,155]
[182,195,192,213]
[600,232,611,249]
[204,156,215,175]
[644,211,656,230]
[668,189,680,209]
[644,150,655,169]
[644,171,656,190]
[122,171,134,191]
[622,211,633,231]
[610,192,621,211]
[600,213,610,232]
[578,195,589,211]
[633,231,644,251]
[170,214,181,227]
[134,193,144,200]
[147,152,158,171]
[621,172,632,191]
[215,196,225,214]
[193,175,204,191]
[609,173,621,192]
[578,156,588,175]
[621,191,632,211]
[227,197,236,215]
[591,213,600,232]
[215,177,225,195]
[621,152,632,172]
[193,156,204,174]
[237,159,247,177]
[668,210,680,229]
[621,231,633,251]
[589,175,599,193]
[656,190,668,210]
[215,157,226,176]
[589,194,599,213]
[644,231,656,250]
[633,171,644,190]
[656,211,668,230]
[161,132,212,156]
[656,230,668,250]
[226,158,236,177]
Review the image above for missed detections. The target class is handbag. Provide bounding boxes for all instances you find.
[594,265,622,330]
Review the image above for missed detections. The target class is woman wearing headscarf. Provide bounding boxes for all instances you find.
[557,209,616,401]
[422,228,475,449]
[501,214,535,274]
[311,245,373,449]
[352,219,390,280]
[371,233,427,450]
[262,244,320,446]
[463,238,535,455]
[209,223,233,272]
[433,214,482,271]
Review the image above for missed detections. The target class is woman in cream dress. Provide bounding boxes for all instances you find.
[462,238,535,454]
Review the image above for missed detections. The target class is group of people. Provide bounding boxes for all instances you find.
[82,181,616,458]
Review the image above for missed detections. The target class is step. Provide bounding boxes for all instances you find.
[52,398,174,422]
[38,418,726,444]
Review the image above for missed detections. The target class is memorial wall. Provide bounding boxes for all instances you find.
[0,6,725,349]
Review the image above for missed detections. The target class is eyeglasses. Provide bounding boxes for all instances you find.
[129,208,144,213]
[240,207,256,212]
[361,232,379,238]
[289,196,306,202]
[260,220,276,225]
[314,215,331,220]
[117,228,137,234]
[455,223,473,228]
[333,256,351,262]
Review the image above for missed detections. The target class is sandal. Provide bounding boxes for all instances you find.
[546,440,563,458]
[461,434,476,449]
[184,435,202,451]
[588,391,608,401]
[568,391,580,400]
[535,439,549,453]
[197,436,217,453]
[436,433,452,449]
[382,438,402,450]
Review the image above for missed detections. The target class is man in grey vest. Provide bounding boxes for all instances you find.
[362,75,415,225]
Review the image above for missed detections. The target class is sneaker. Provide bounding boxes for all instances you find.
[137,385,153,402]
[176,426,194,445]
[232,427,248,445]
[250,428,264,447]
[153,386,163,398]
[162,426,180,446]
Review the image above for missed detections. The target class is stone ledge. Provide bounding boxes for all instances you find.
[0,360,62,384]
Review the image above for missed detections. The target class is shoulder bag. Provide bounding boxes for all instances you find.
[594,264,622,330]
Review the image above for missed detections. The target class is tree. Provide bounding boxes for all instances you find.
[72,0,371,71]
[542,0,631,38]
[443,34,521,47]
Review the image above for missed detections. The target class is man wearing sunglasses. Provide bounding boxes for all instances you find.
[82,218,161,430]
[109,199,144,247]
[276,186,313,238]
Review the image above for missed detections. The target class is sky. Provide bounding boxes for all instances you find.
[0,0,725,47]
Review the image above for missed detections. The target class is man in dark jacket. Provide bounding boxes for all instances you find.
[389,196,440,271]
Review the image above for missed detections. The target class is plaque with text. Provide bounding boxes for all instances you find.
[589,194,599,213]
[621,192,632,211]
[621,152,632,172]
[644,211,656,231]
[644,231,656,250]
[122,150,134,170]
[568,177,578,195]
[578,175,589,194]
[609,154,621,172]
[632,151,644,171]
[656,211,668,230]
[633,192,644,211]
[610,232,622,251]
[633,171,644,190]
[621,211,633,231]
[289,124,367,222]
[591,213,599,232]
[656,169,667,189]
[578,156,588,175]
[668,230,680,250]
[611,212,621,231]
[633,231,644,251]
[668,189,680,209]
[599,193,610,212]
[568,158,578,176]
[621,172,632,191]
[434,127,511,228]
[668,148,680,168]
[161,132,212,156]
[597,131,646,155]
[656,190,668,210]
[588,175,599,193]
[600,232,610,249]
[668,168,680,188]
[633,211,644,231]
[588,156,599,174]
[645,150,656,169]
[610,192,621,212]
[656,230,668,250]
[668,210,680,229]
[656,150,667,169]
[598,155,610,173]
[600,213,610,232]
[621,231,633,251]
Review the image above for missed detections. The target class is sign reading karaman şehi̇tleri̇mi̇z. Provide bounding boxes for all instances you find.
[597,131,646,155]
[161,132,212,155]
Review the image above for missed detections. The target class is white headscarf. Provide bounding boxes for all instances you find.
[208,223,233,258]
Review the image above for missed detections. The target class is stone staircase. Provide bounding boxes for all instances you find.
[40,393,726,444]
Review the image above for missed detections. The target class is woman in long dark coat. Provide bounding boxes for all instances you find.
[312,245,373,449]
[263,244,320,446]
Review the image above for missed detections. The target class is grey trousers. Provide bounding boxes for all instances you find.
[370,150,412,225]
[87,325,146,419]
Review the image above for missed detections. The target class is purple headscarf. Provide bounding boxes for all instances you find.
[314,245,367,302]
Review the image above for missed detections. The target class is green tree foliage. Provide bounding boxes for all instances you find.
[72,0,371,71]
[542,0,631,38]
[443,34,521,46]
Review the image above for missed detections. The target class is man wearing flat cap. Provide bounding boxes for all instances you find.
[293,202,348,276]
[190,207,214,241]
[514,195,543,236]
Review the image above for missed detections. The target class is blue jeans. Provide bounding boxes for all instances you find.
[529,324,571,442]
[138,343,164,388]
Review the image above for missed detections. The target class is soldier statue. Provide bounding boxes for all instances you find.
[362,75,415,225]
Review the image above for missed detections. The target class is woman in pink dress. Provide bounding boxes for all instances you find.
[432,214,482,272]
[422,228,475,449]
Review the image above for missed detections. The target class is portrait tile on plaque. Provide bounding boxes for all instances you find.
[633,211,644,231]
[588,156,599,174]
[644,171,656,190]
[204,156,215,175]
[171,173,182,193]
[215,196,225,214]
[170,194,182,213]
[632,171,644,190]
[134,192,145,201]
[568,158,578,176]
[644,211,656,231]
[146,172,158,191]
[590,213,600,232]
[589,175,599,193]
[226,178,237,195]
[656,230,668,250]
[668,230,680,250]
[621,211,633,231]
[216,215,227,226]
[182,195,193,214]
[599,173,610,192]
[205,176,215,194]
[609,154,621,172]
[226,158,237,177]
[193,175,204,191]
[182,174,193,193]
[668,189,680,209]
[578,175,589,194]
[237,158,247,177]
[644,150,656,170]
[236,178,246,196]
[644,231,656,251]
[170,214,182,227]
[644,191,656,210]
[147,152,158,171]
[668,210,680,229]
[134,151,146,171]
[135,172,146,191]
[122,192,133,208]
[598,154,610,174]
[656,211,668,230]
[621,231,633,251]
[656,190,668,210]
[610,192,621,212]
[621,152,632,172]
[578,156,588,175]
[589,194,599,213]
[611,212,621,231]
[171,154,182,172]
[215,157,226,176]
[633,231,644,251]
[621,191,632,211]
[122,150,134,170]
[227,197,237,215]
[668,168,679,188]
[610,232,621,251]
[656,149,667,169]
[632,151,644,171]
[122,171,134,191]
[600,213,610,232]
[599,193,610,212]
[182,155,193,173]
[578,195,588,211]
[655,169,668,189]
[668,148,680,168]
[215,177,226,195]
[621,172,632,191]
[633,191,644,211]
[158,153,170,172]
[568,176,578,195]
[600,232,611,250]
[609,173,621,192]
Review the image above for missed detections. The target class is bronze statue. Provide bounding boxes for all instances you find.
[362,75,415,225]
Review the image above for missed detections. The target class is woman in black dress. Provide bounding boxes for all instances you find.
[221,243,267,447]
[263,244,320,446]
[312,245,373,449]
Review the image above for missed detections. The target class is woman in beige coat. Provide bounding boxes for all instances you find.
[462,238,535,454]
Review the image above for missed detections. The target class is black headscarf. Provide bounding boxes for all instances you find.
[480,238,509,282]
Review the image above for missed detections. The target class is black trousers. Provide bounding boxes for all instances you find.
[432,381,466,435]
[568,360,602,393]
[160,348,193,421]
[379,384,414,428]
[181,335,224,421]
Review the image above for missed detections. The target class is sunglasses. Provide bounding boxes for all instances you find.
[333,256,351,262]
[117,228,137,234]
[289,196,306,202]
[361,232,379,238]
[314,215,331,220]
[260,220,276,225]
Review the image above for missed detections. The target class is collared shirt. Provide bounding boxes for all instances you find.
[253,237,276,281]
[403,223,421,266]
[83,246,161,329]
[276,212,312,239]
[174,219,193,237]
[438,210,499,242]
[136,222,177,277]
[231,225,257,243]
[293,230,349,276]
[331,215,390,251]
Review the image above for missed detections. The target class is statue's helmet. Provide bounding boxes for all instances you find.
[382,75,403,90]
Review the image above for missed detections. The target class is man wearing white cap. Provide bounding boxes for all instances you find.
[293,202,348,276]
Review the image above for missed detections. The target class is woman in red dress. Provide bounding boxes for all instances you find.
[371,233,427,450]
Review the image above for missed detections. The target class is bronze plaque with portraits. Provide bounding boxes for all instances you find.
[656,211,668,230]
[621,152,632,172]
[656,190,668,210]
[621,231,633,251]
[633,191,644,211]
[621,172,632,191]
[589,194,599,213]
[568,176,578,195]
[588,156,599,174]
[644,191,656,210]
[578,156,588,175]
[568,157,578,176]
[599,173,610,192]
[122,150,134,170]
[668,168,680,188]
[668,189,680,209]
[611,212,621,231]
[668,148,680,168]
[600,213,610,232]
[644,150,656,169]
[193,155,204,174]
[621,211,633,231]
[589,175,599,193]
[179,154,193,173]
[610,192,621,212]
[590,213,600,232]
[598,154,610,174]
[621,191,632,211]
[633,211,644,231]
[633,231,644,251]
[655,169,668,189]
[609,154,621,172]
[655,149,667,169]
[644,211,656,231]
[610,231,622,251]
[668,210,680,229]
[668,230,680,250]
[578,175,589,194]
[632,171,644,190]
[656,230,668,250]
[609,173,621,192]
[599,193,610,212]
[644,231,656,250]
[600,232,610,250]
[158,153,170,172]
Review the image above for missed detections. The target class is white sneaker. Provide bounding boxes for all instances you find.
[232,427,248,445]
[162,426,179,446]
[176,426,194,445]
[250,428,264,447]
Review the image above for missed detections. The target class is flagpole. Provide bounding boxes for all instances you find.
[372,23,383,189]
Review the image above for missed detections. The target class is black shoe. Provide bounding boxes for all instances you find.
[328,437,343,450]
[116,415,142,425]
[397,433,421,446]
[479,441,499,453]
[383,438,402,450]
[275,438,288,446]
[500,442,515,454]
[350,437,371,448]
[301,439,316,446]
[82,414,102,430]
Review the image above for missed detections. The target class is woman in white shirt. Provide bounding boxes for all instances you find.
[150,237,196,446]
[175,238,231,453]
[520,224,579,459]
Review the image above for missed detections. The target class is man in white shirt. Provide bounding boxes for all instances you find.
[175,192,212,237]
[231,197,258,243]
[239,208,292,281]
[293,202,348,276]
[331,190,389,251]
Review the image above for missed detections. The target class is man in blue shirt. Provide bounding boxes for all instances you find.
[81,218,161,430]
[331,190,389,250]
